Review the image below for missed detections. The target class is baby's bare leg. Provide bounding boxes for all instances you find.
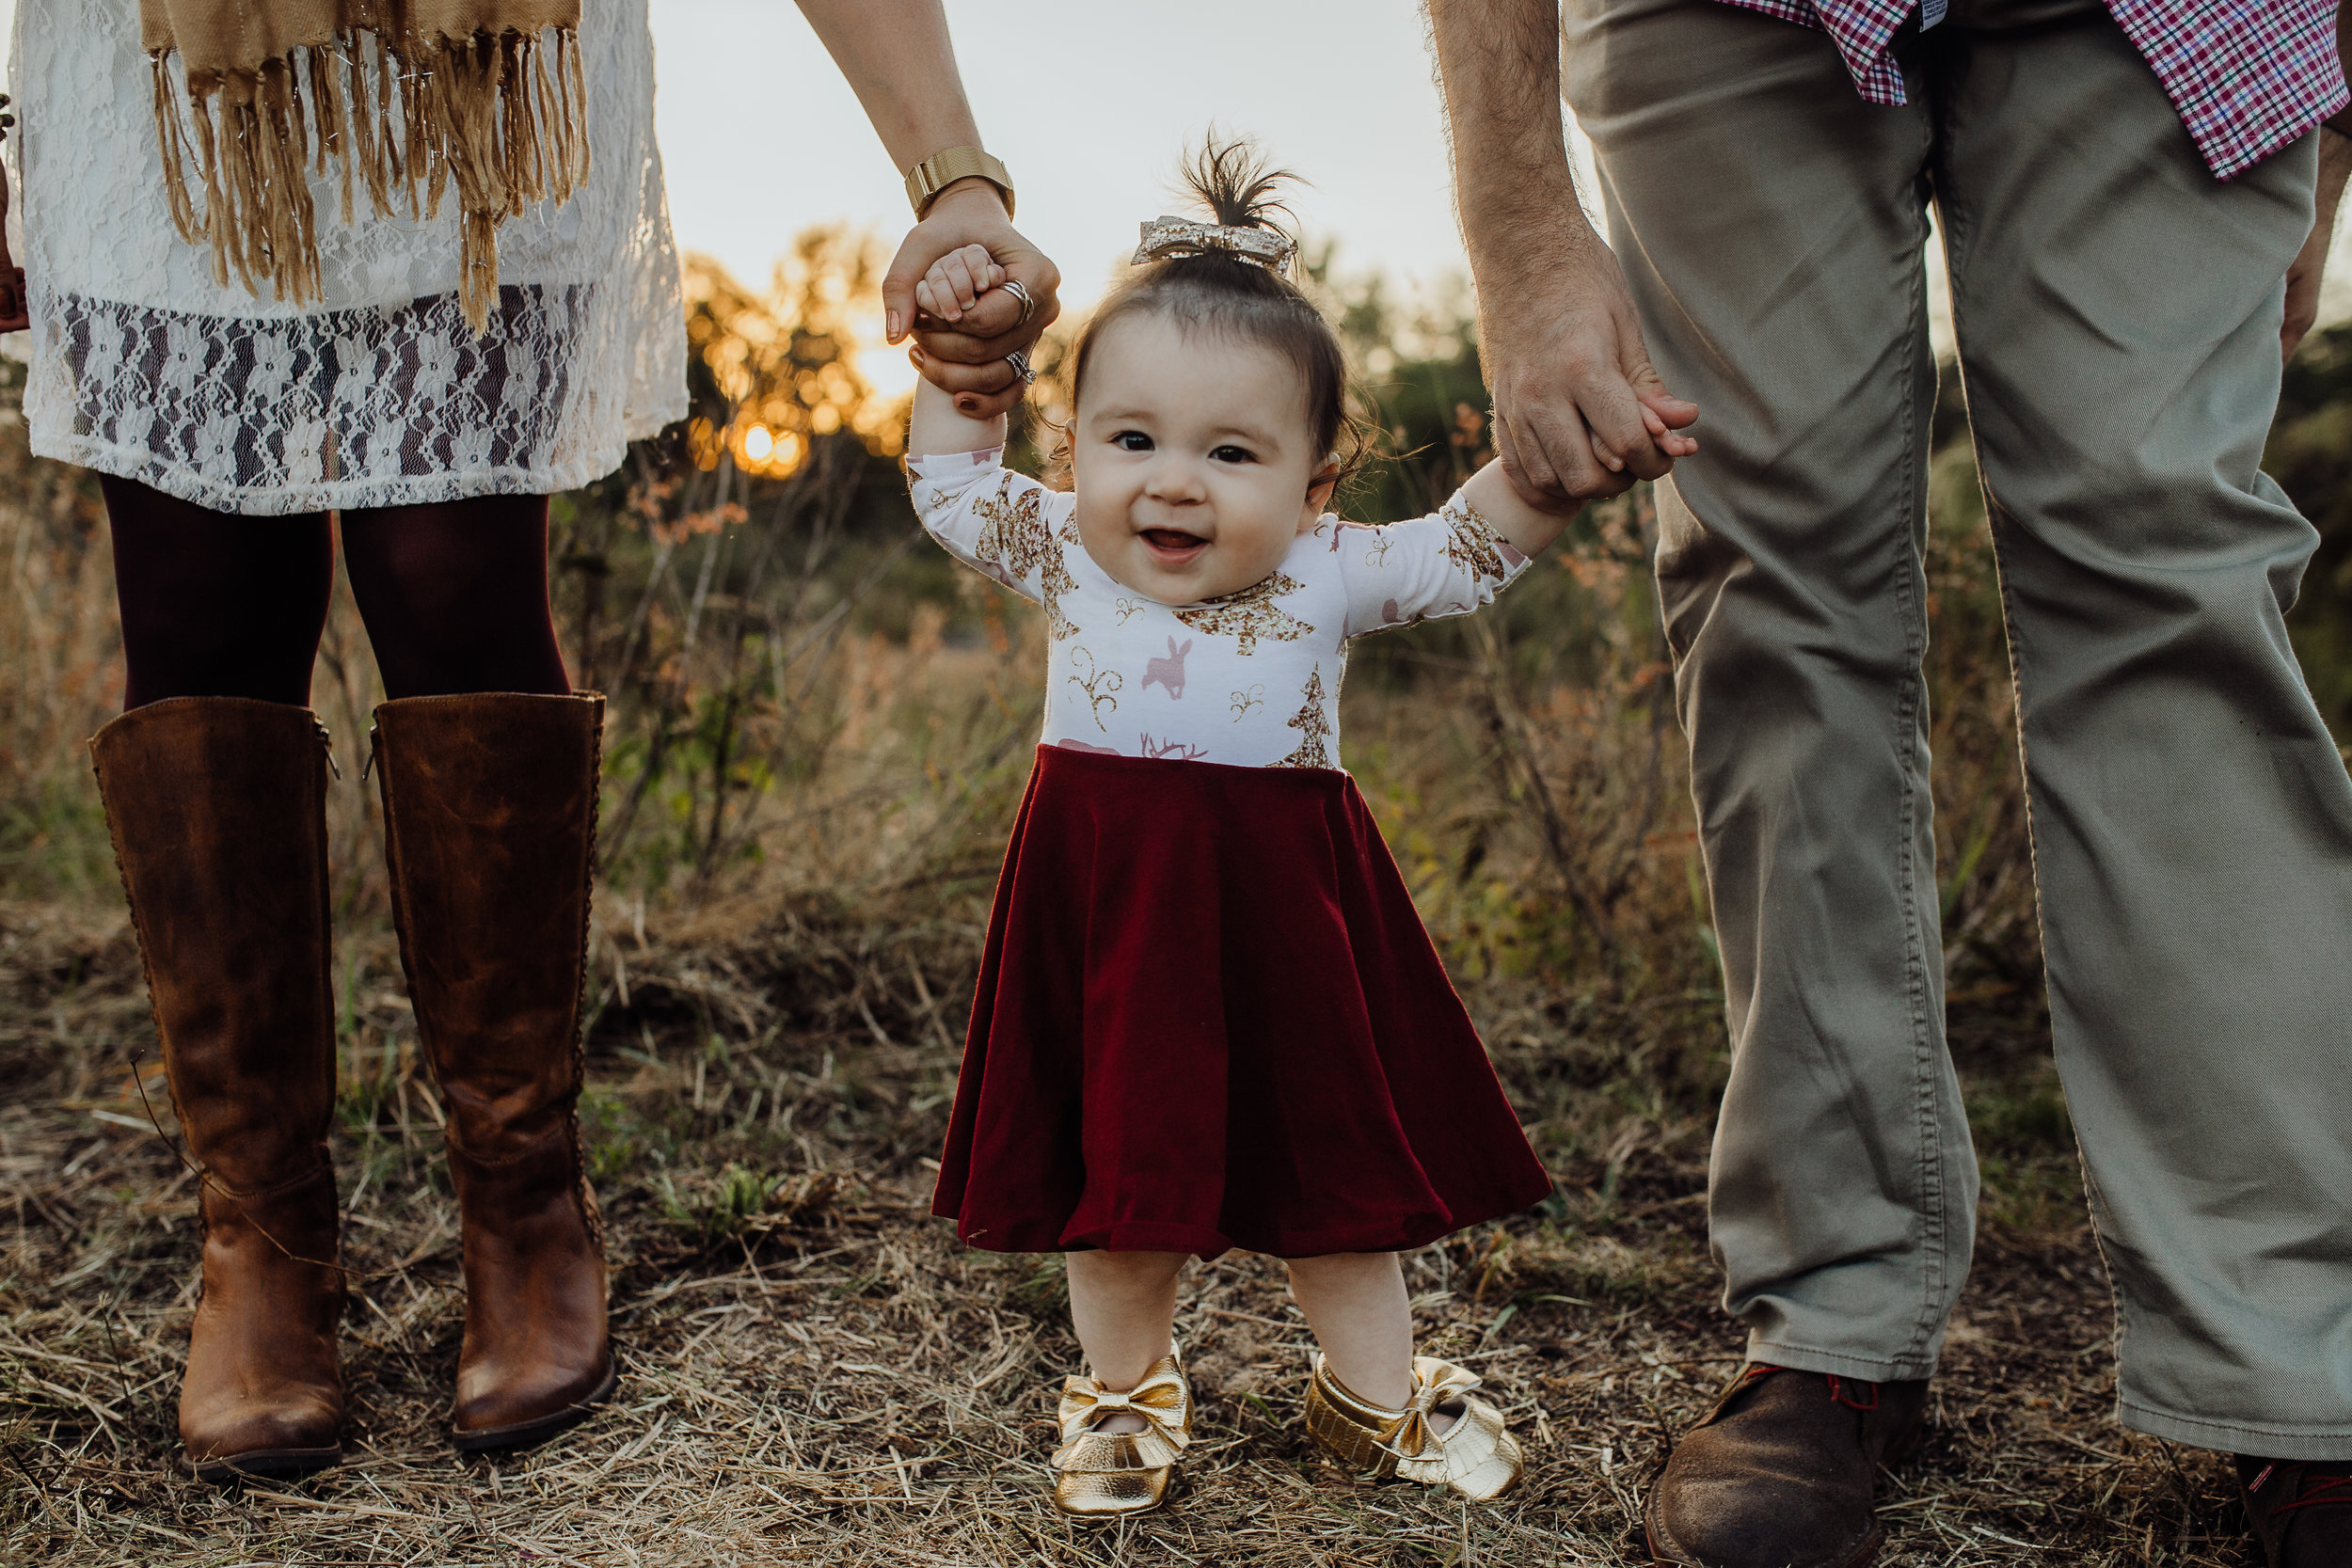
[1064,1250,1188,1433]
[1286,1252,1416,1409]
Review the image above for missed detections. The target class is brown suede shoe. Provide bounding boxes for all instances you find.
[1645,1365,1925,1568]
[2239,1456,2352,1566]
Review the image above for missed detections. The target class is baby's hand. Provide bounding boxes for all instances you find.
[914,243,1007,326]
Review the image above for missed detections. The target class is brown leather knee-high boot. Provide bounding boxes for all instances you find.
[90,697,344,1481]
[370,692,612,1451]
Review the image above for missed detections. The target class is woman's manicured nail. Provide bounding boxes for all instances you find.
[958,398,977,414]
[887,310,902,342]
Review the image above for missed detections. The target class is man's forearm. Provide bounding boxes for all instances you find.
[1425,0,1597,289]
[795,0,983,175]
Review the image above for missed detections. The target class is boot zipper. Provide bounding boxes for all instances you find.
[313,718,342,781]
[360,725,380,784]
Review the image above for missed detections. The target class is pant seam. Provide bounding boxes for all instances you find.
[1895,114,1947,1372]
[1966,315,2144,1415]
[1935,145,2137,1387]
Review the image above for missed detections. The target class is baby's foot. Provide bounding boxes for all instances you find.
[1050,1355,1194,1518]
[1301,1354,1523,1503]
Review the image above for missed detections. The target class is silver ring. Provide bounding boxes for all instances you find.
[1006,348,1037,386]
[1002,278,1037,327]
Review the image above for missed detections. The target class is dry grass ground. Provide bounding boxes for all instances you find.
[0,358,2296,1565]
[0,870,2267,1565]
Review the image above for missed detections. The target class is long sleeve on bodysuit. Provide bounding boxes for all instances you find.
[907,449,1078,609]
[1327,492,1533,640]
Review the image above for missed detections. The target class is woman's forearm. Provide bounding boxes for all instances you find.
[799,0,1057,418]
[794,0,985,175]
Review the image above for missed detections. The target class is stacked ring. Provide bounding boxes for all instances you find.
[1003,279,1037,327]
[1007,348,1037,386]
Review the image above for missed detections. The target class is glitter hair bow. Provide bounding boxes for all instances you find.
[1134,215,1298,275]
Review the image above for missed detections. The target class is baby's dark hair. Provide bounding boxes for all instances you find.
[1065,138,1361,483]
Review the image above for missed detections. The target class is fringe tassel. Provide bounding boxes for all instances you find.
[147,24,590,331]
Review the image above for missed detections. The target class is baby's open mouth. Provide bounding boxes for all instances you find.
[1140,528,1206,559]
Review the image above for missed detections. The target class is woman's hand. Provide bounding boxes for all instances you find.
[883,181,1059,420]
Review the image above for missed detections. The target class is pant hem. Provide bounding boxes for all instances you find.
[1747,1338,1936,1383]
[2116,1398,2352,1460]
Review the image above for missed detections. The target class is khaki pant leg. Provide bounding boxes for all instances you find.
[1563,0,1973,1379]
[1936,0,2352,1456]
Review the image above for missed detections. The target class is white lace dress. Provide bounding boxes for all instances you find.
[6,0,686,515]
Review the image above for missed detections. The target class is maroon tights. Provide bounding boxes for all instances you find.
[101,476,570,710]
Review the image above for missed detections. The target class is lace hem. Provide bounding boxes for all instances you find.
[25,283,682,515]
[31,429,644,515]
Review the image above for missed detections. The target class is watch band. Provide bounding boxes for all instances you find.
[905,146,1014,220]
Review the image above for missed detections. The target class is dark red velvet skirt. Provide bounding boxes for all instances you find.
[930,744,1553,1259]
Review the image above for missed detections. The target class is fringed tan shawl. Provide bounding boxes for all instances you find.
[142,0,591,328]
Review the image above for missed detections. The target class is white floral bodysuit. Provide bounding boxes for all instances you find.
[908,451,1532,770]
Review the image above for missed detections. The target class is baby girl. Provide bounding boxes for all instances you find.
[906,141,1597,1518]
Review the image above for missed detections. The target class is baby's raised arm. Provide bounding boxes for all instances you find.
[1331,461,1584,639]
[902,246,1075,613]
[908,245,1014,459]
[1457,456,1581,560]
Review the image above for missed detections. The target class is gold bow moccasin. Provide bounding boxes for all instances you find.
[1303,1354,1524,1503]
[1051,1354,1194,1518]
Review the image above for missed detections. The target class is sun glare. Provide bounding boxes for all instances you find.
[857,338,921,403]
[680,243,918,475]
[732,421,804,477]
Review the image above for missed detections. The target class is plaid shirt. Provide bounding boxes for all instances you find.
[1716,0,2348,179]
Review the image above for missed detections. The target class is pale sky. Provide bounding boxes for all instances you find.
[647,0,1478,311]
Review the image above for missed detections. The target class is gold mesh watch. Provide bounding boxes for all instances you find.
[904,146,1015,220]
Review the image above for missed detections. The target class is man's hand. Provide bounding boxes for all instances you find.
[1481,235,1697,507]
[2284,126,2352,361]
[883,182,1061,420]
[1426,0,1696,512]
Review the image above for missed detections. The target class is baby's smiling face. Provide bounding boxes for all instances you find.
[1070,311,1334,606]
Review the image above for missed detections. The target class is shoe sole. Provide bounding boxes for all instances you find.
[187,1445,342,1484]
[1050,1495,1172,1521]
[1050,1472,1179,1521]
[1644,1481,1885,1568]
[452,1360,620,1453]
